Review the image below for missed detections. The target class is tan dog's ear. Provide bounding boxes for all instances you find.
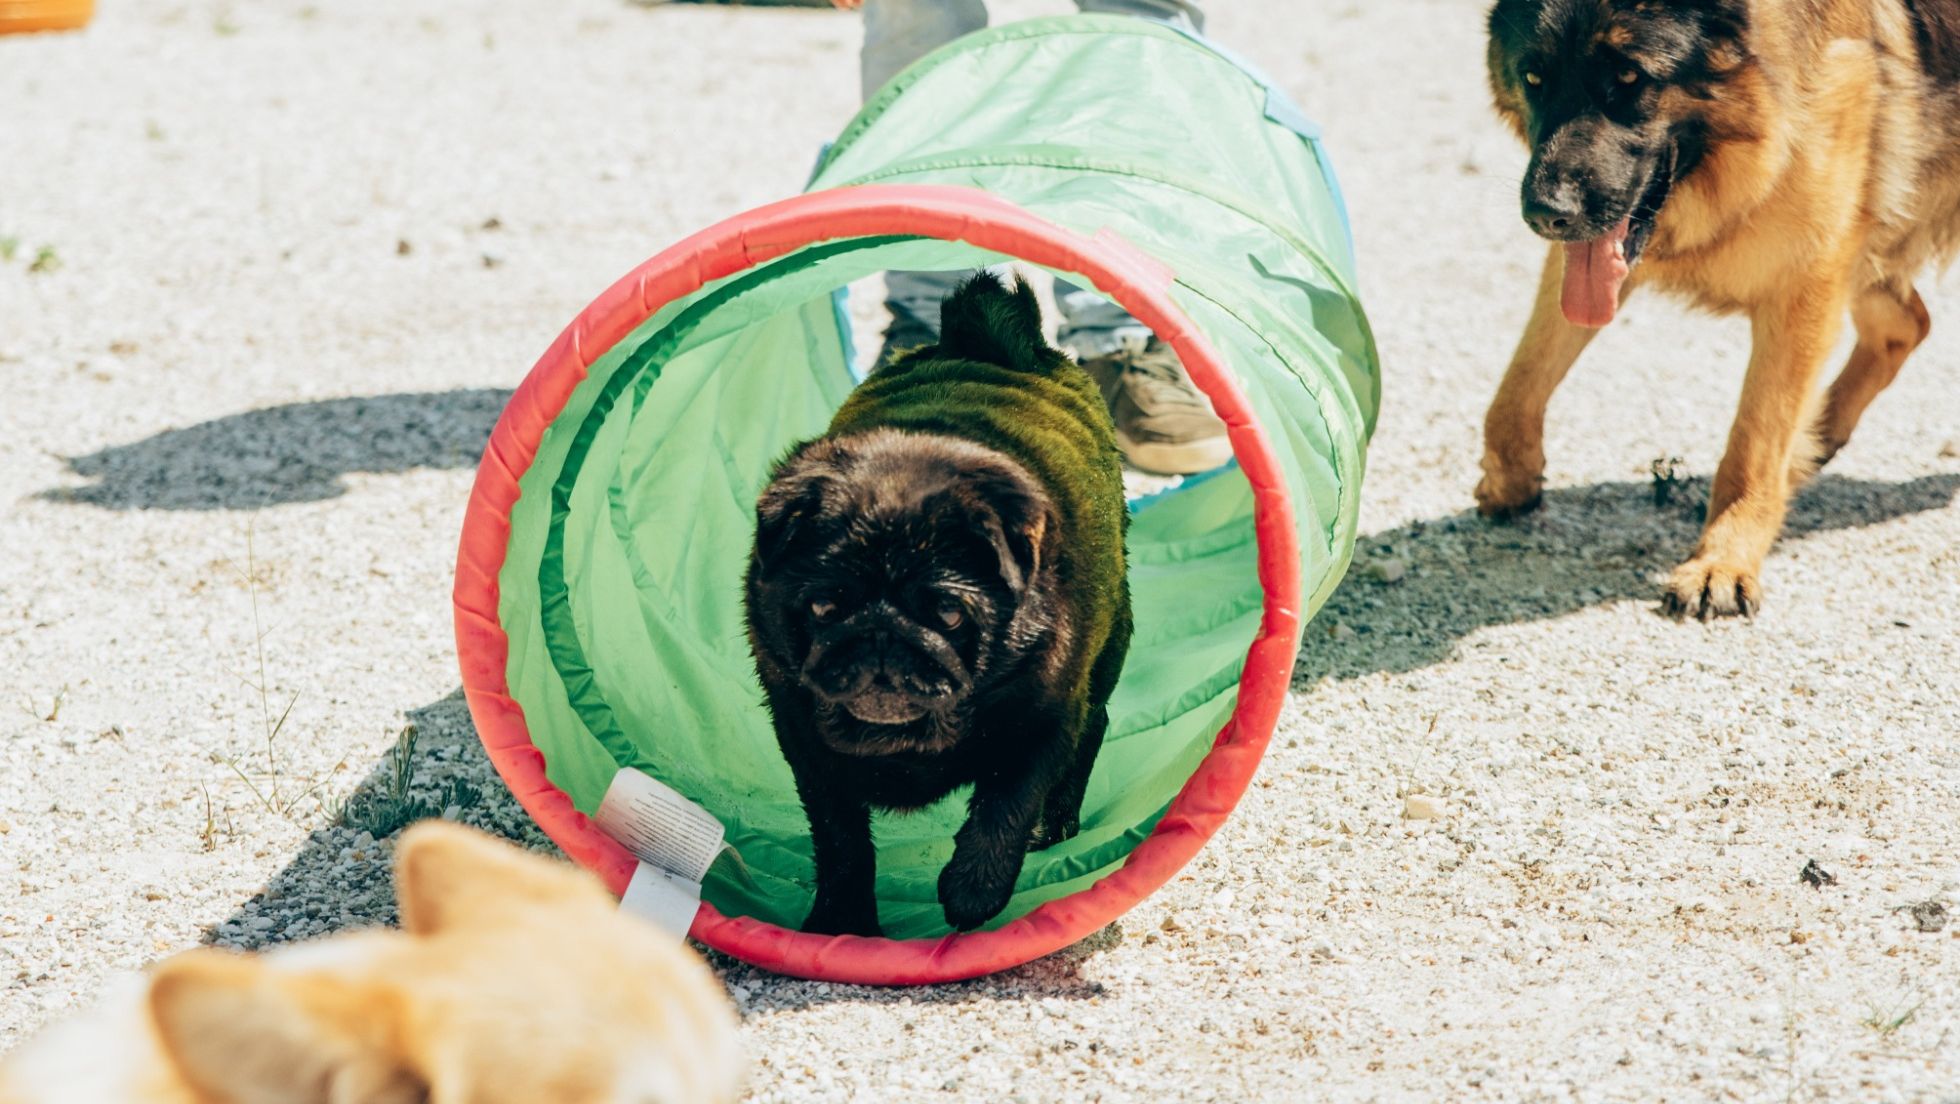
[148,950,426,1104]
[393,821,609,936]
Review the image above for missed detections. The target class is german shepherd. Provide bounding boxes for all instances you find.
[1480,0,1960,618]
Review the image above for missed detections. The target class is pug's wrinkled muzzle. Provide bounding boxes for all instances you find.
[802,624,968,727]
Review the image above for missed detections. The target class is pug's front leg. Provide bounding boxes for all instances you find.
[938,735,1072,931]
[938,781,1043,932]
[774,719,882,936]
[1032,703,1107,850]
[800,788,880,937]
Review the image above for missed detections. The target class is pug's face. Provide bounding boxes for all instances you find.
[747,429,1056,756]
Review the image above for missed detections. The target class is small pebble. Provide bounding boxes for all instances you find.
[1907,901,1948,933]
[1403,794,1447,821]
[1799,860,1837,889]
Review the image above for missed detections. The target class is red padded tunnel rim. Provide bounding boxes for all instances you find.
[453,184,1303,985]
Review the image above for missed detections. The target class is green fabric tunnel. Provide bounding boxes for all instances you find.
[458,15,1379,964]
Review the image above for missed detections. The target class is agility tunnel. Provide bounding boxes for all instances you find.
[455,15,1378,984]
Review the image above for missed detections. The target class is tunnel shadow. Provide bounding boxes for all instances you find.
[206,689,551,951]
[43,389,509,510]
[212,688,1113,1006]
[210,468,1958,1005]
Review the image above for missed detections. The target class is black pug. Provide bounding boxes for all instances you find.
[745,274,1132,936]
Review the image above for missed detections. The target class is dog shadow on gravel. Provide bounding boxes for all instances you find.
[42,389,509,510]
[1297,471,1960,685]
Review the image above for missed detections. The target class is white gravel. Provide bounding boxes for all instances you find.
[3,1,1957,1101]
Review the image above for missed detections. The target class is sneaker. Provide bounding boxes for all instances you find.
[1081,337,1232,475]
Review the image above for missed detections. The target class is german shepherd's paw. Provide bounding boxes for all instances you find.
[1662,556,1762,621]
[1474,461,1545,520]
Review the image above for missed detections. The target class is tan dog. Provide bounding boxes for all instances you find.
[0,822,742,1104]
[1481,0,1960,618]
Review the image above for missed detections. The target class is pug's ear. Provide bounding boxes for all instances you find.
[992,508,1050,593]
[976,481,1057,594]
[754,451,838,573]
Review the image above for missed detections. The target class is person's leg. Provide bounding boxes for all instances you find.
[1050,1,1226,475]
[879,269,968,361]
[1051,282,1148,360]
[1075,0,1203,34]
[862,0,988,364]
[860,0,987,98]
[867,0,1227,476]
[1053,0,1201,355]
[1059,277,1229,477]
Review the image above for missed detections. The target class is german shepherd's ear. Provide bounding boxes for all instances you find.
[148,950,427,1104]
[936,273,1053,373]
[394,820,610,936]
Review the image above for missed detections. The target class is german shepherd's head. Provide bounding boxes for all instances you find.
[1487,0,1751,326]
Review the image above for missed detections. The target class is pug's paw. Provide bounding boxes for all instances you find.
[938,846,1019,932]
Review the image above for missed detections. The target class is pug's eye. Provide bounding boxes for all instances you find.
[809,598,839,623]
[1523,70,1542,87]
[936,602,965,630]
[1618,68,1642,85]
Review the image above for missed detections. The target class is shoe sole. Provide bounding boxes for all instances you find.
[1115,428,1234,476]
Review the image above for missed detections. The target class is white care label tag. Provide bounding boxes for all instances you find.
[620,861,704,938]
[593,768,726,882]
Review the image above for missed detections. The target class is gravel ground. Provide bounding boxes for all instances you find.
[3,1,1957,1100]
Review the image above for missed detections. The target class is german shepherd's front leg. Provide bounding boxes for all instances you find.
[1664,278,1849,620]
[1813,284,1932,469]
[1477,244,1609,518]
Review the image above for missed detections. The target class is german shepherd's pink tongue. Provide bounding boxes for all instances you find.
[1560,217,1631,328]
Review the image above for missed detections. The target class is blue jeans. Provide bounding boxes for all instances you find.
[865,0,1205,359]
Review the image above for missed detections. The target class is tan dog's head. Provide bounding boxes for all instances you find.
[1484,0,1766,326]
[143,823,741,1104]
